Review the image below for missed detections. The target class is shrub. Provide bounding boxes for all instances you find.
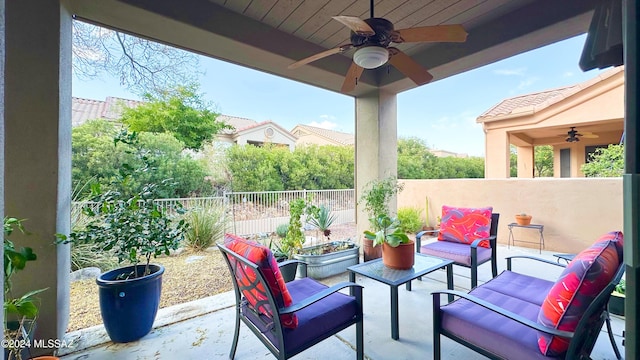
[275,223,289,238]
[397,207,423,233]
[71,243,119,271]
[183,205,228,251]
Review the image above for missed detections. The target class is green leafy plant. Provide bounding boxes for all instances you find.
[358,177,404,231]
[4,218,48,360]
[279,198,319,259]
[615,279,625,295]
[363,214,410,247]
[397,207,423,233]
[307,204,337,239]
[183,205,228,251]
[58,130,189,279]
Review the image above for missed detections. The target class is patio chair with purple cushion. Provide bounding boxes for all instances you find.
[432,231,624,360]
[218,234,364,360]
[416,206,499,289]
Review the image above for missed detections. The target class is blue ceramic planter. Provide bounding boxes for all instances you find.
[96,264,164,343]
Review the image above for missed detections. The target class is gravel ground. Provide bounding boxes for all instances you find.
[67,223,358,332]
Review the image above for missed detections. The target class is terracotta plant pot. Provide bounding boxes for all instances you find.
[382,241,415,270]
[363,238,382,262]
[515,214,532,226]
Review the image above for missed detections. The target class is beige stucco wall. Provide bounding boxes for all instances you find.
[398,178,622,254]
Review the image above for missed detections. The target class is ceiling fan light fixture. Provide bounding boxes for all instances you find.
[353,46,389,69]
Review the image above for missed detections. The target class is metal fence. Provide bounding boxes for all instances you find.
[71,189,356,238]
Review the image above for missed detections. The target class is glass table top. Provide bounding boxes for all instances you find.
[348,254,453,287]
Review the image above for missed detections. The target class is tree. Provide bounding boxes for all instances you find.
[72,21,201,95]
[534,145,554,177]
[72,120,213,198]
[397,137,438,179]
[225,144,354,191]
[581,144,624,177]
[119,84,231,150]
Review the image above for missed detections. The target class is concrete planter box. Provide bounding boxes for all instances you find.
[294,241,359,279]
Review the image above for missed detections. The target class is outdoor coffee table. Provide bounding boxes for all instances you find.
[347,253,454,340]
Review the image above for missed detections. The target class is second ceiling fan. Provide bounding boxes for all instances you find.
[288,0,468,93]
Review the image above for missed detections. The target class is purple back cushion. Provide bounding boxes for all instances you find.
[537,231,623,356]
[438,205,493,248]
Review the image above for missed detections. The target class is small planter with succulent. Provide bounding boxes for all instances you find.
[364,214,413,270]
[56,131,188,343]
[515,213,532,226]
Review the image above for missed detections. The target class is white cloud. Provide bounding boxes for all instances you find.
[493,68,527,76]
[319,114,336,121]
[563,71,574,77]
[308,120,338,130]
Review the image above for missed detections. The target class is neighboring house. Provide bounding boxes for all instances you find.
[291,124,355,146]
[218,115,297,150]
[477,66,624,178]
[71,97,297,150]
[429,149,468,158]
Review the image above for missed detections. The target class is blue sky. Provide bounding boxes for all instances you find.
[72,34,605,157]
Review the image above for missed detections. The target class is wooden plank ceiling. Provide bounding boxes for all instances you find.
[70,0,603,96]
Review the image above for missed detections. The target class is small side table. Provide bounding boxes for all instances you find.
[507,223,545,253]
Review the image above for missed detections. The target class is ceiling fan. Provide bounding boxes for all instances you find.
[563,127,599,142]
[287,0,468,93]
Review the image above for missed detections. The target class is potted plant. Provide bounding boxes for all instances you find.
[610,278,625,316]
[4,217,48,360]
[358,177,404,261]
[515,213,532,226]
[307,204,337,241]
[56,131,188,343]
[364,214,413,269]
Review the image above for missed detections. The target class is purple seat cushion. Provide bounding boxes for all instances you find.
[440,285,561,360]
[242,277,359,356]
[420,241,492,267]
[480,270,554,306]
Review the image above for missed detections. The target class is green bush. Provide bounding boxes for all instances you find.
[71,242,119,271]
[275,223,289,238]
[183,205,228,251]
[397,207,423,233]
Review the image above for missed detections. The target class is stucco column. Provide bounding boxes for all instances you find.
[354,90,398,240]
[0,0,5,330]
[516,145,534,178]
[484,129,510,178]
[623,0,639,357]
[5,1,72,352]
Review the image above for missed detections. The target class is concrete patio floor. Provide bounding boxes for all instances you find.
[57,244,626,359]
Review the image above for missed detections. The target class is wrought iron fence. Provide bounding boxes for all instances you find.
[71,189,356,238]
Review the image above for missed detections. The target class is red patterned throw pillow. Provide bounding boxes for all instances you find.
[537,231,623,356]
[223,233,298,329]
[438,205,493,248]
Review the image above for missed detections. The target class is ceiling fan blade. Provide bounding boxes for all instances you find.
[393,24,468,43]
[333,16,375,36]
[388,48,433,86]
[288,44,353,69]
[341,62,365,93]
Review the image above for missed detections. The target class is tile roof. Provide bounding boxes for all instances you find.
[293,124,355,145]
[71,97,107,126]
[217,115,258,134]
[478,65,624,121]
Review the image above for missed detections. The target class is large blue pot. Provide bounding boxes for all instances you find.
[96,264,164,343]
